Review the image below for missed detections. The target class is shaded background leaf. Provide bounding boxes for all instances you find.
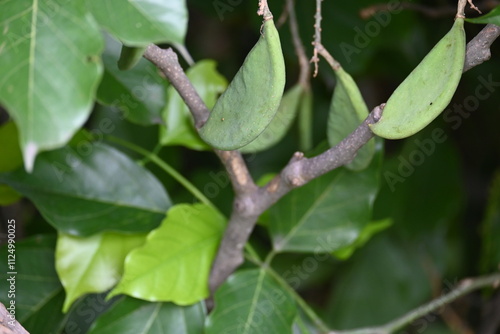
[268,143,382,253]
[327,67,375,171]
[97,34,168,125]
[88,297,205,334]
[0,235,66,333]
[0,142,171,236]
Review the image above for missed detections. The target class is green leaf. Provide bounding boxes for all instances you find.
[160,60,226,150]
[88,297,205,334]
[0,142,171,236]
[0,184,21,205]
[373,128,463,237]
[205,269,296,334]
[333,218,392,260]
[268,144,382,253]
[240,84,303,154]
[480,170,500,273]
[108,204,226,304]
[0,121,23,171]
[0,121,23,205]
[87,0,188,46]
[0,0,103,171]
[466,6,500,25]
[325,234,431,329]
[56,232,147,313]
[328,67,375,171]
[96,34,168,125]
[0,235,67,333]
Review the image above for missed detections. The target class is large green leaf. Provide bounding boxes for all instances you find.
[88,297,205,334]
[87,0,188,46]
[56,232,147,312]
[328,67,375,171]
[268,144,382,253]
[160,60,227,150]
[0,0,103,171]
[108,204,226,304]
[480,170,500,273]
[97,34,168,125]
[0,235,67,333]
[0,142,171,236]
[205,268,296,334]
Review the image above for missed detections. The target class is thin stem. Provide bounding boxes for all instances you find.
[244,243,263,264]
[265,264,331,333]
[329,272,500,334]
[105,135,214,209]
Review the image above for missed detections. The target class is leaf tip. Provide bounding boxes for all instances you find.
[23,142,38,173]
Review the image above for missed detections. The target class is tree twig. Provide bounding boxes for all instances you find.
[143,11,500,295]
[328,273,500,334]
[287,0,310,88]
[0,302,29,334]
[464,24,500,72]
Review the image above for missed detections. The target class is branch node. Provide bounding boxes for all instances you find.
[372,103,385,123]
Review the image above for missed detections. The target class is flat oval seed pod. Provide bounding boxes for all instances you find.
[199,19,286,150]
[240,84,303,153]
[328,67,375,170]
[370,18,465,139]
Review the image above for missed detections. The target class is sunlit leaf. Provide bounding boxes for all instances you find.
[56,232,147,312]
[108,204,226,304]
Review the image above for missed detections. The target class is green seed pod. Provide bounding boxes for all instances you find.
[117,45,147,71]
[240,84,302,154]
[370,18,465,139]
[328,67,375,170]
[199,19,286,150]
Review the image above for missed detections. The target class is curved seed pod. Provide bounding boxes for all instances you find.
[328,67,375,170]
[199,19,286,150]
[240,84,303,153]
[117,45,147,70]
[370,18,465,139]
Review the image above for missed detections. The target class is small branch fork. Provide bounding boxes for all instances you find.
[142,0,500,324]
